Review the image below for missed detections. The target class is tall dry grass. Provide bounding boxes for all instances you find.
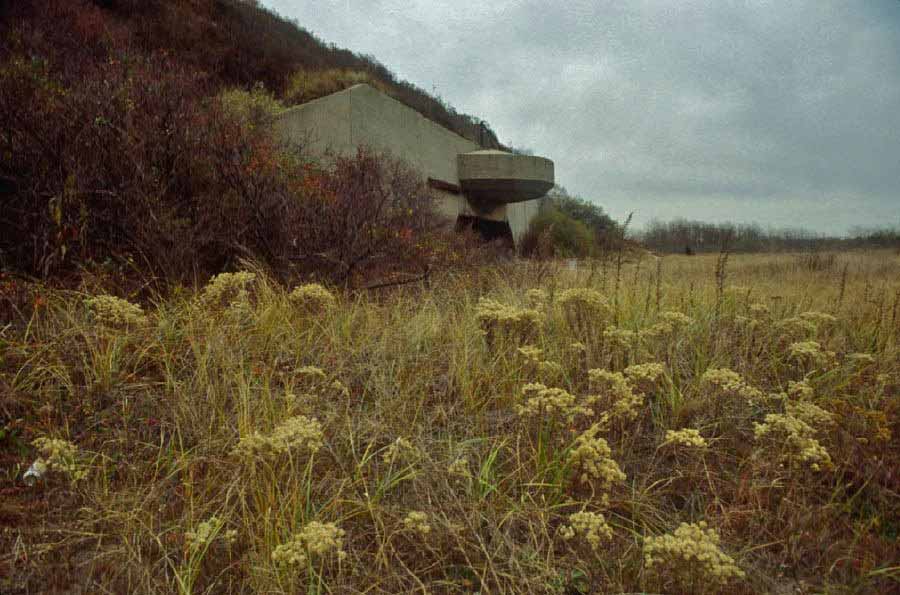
[1,250,898,593]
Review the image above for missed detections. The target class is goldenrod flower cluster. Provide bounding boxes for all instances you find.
[701,368,763,401]
[663,428,708,449]
[233,416,323,461]
[734,315,759,330]
[643,522,745,585]
[788,341,833,366]
[639,321,677,340]
[799,311,838,325]
[516,383,589,422]
[785,400,834,429]
[201,271,256,307]
[32,437,87,481]
[475,298,543,344]
[289,283,336,312]
[587,369,644,421]
[660,310,694,328]
[284,366,348,400]
[382,436,420,464]
[402,511,432,535]
[84,295,147,327]
[637,311,694,340]
[525,288,549,308]
[271,521,346,567]
[603,326,637,349]
[517,346,563,378]
[776,316,818,338]
[786,380,814,400]
[558,288,611,320]
[753,413,832,471]
[185,516,237,553]
[624,362,665,385]
[567,424,626,489]
[560,511,613,551]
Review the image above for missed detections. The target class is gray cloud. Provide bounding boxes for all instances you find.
[264,0,900,234]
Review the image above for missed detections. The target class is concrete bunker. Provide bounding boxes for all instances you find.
[274,84,554,248]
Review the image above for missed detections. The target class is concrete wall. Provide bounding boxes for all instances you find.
[275,84,544,244]
[507,199,542,243]
[276,89,353,157]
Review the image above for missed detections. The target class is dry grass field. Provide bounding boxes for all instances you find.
[2,250,898,594]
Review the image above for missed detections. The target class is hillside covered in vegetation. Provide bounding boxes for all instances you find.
[0,0,505,283]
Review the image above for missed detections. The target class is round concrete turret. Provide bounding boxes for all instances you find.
[458,150,554,203]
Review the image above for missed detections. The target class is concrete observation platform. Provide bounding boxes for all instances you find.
[458,149,554,204]
[274,84,554,246]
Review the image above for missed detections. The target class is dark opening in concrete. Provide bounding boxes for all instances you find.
[455,215,514,248]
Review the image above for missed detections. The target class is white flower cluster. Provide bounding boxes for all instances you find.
[289,283,336,312]
[32,436,87,481]
[516,382,589,422]
[475,297,543,345]
[587,369,646,422]
[623,362,665,385]
[84,295,147,327]
[643,521,745,585]
[402,511,432,535]
[603,326,637,349]
[788,341,833,366]
[201,271,256,307]
[560,511,613,551]
[567,423,626,490]
[516,346,563,379]
[754,413,832,471]
[558,288,611,332]
[233,416,324,461]
[662,428,708,449]
[185,516,237,553]
[382,436,420,464]
[271,521,346,567]
[702,368,764,402]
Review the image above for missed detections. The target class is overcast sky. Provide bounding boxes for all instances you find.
[263,0,899,235]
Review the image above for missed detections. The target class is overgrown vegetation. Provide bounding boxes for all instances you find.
[520,207,596,258]
[0,0,505,284]
[520,187,621,257]
[2,251,898,593]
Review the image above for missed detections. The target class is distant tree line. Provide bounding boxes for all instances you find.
[640,218,900,253]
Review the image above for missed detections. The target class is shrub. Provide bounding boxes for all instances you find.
[0,46,301,281]
[289,146,446,286]
[218,83,285,130]
[284,68,389,105]
[519,207,596,258]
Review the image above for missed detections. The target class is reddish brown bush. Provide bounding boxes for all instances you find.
[0,46,300,282]
[288,148,450,287]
